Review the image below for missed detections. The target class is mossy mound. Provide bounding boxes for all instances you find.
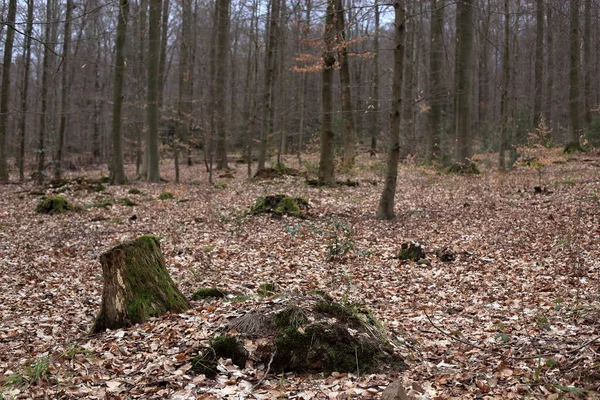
[191,335,248,378]
[564,142,586,154]
[396,242,425,262]
[191,287,226,300]
[158,191,174,200]
[444,162,480,174]
[250,194,309,217]
[253,167,301,180]
[48,176,109,193]
[35,196,73,214]
[228,294,406,375]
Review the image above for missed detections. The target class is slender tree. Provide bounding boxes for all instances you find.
[0,0,17,181]
[175,0,192,183]
[376,0,405,219]
[318,0,336,185]
[545,3,553,130]
[425,0,444,163]
[583,0,592,126]
[54,0,74,179]
[453,0,475,168]
[146,0,162,182]
[110,0,130,185]
[499,0,510,170]
[566,0,581,151]
[370,0,380,155]
[336,0,355,168]
[533,0,544,127]
[18,0,34,181]
[214,0,231,170]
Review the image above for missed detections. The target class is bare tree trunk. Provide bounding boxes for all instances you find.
[318,0,336,185]
[336,0,356,169]
[400,0,415,159]
[93,33,102,161]
[258,0,281,170]
[157,0,170,111]
[376,0,405,220]
[583,0,592,126]
[532,0,544,127]
[54,0,74,180]
[370,0,380,155]
[36,0,55,185]
[110,0,130,185]
[499,0,510,171]
[566,0,581,150]
[18,0,34,181]
[175,0,192,183]
[214,0,231,170]
[453,0,475,167]
[0,0,17,181]
[545,4,554,132]
[425,0,444,163]
[477,0,491,145]
[146,0,162,182]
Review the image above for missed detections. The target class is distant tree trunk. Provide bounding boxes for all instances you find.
[91,236,189,333]
[297,0,311,168]
[545,4,554,131]
[146,0,162,182]
[533,0,544,127]
[92,31,102,161]
[214,0,231,170]
[175,0,192,183]
[583,0,591,126]
[318,0,336,185]
[454,0,475,167]
[54,0,74,180]
[499,0,510,170]
[377,0,405,220]
[135,0,148,176]
[400,0,416,159]
[18,0,34,181]
[110,0,129,185]
[425,0,444,163]
[336,0,355,169]
[259,0,281,170]
[370,0,380,155]
[157,0,170,111]
[0,0,16,181]
[36,0,54,185]
[477,0,491,143]
[566,0,581,150]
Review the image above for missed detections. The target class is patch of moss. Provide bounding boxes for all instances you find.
[92,184,106,192]
[191,287,226,300]
[191,348,218,378]
[210,335,248,367]
[93,198,114,208]
[396,242,425,261]
[274,305,308,329]
[257,283,277,297]
[35,196,73,214]
[213,182,228,189]
[159,191,174,200]
[128,188,143,195]
[251,194,309,217]
[118,197,137,206]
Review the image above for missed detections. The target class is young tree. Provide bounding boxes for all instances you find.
[425,0,444,163]
[18,0,34,181]
[336,0,355,168]
[0,0,16,181]
[370,0,380,155]
[110,0,130,185]
[583,0,591,126]
[175,0,192,183]
[376,0,405,220]
[214,0,231,170]
[566,0,581,151]
[54,0,74,179]
[146,0,162,182]
[499,0,510,170]
[453,0,475,168]
[533,0,544,126]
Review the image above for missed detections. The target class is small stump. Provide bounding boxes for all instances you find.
[396,242,425,262]
[35,196,73,214]
[250,194,309,218]
[92,235,189,333]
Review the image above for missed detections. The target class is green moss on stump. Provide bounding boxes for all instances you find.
[92,235,189,333]
[35,196,73,214]
[251,194,309,217]
[191,287,226,300]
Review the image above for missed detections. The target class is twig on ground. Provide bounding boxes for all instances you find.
[252,350,276,391]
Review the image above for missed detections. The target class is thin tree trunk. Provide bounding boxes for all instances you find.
[175,0,192,183]
[400,0,415,159]
[545,4,553,132]
[370,0,380,155]
[93,25,102,161]
[454,0,475,167]
[214,0,231,170]
[111,0,129,185]
[567,0,581,149]
[54,0,74,180]
[376,0,405,219]
[318,0,336,185]
[18,0,34,181]
[499,0,510,171]
[157,0,170,111]
[533,0,544,127]
[0,0,17,180]
[146,0,162,182]
[477,0,491,144]
[336,0,356,168]
[425,0,444,163]
[583,0,591,126]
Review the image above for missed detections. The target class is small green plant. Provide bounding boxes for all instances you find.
[192,287,226,300]
[203,245,214,253]
[25,357,50,384]
[284,223,302,236]
[118,197,137,206]
[65,343,92,360]
[213,182,228,189]
[325,219,355,259]
[535,313,551,331]
[92,184,106,192]
[257,283,277,297]
[128,188,143,195]
[159,191,174,200]
[93,198,114,208]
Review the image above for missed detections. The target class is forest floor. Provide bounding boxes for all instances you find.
[1,149,600,399]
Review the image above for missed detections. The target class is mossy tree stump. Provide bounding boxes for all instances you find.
[92,235,189,333]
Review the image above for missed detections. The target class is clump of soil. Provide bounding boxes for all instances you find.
[35,196,73,214]
[396,242,425,262]
[191,335,248,378]
[226,294,406,375]
[251,194,309,218]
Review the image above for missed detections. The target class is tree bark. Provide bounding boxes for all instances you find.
[17,0,34,182]
[499,0,510,171]
[370,0,380,155]
[583,0,591,126]
[454,0,475,167]
[425,0,444,163]
[110,0,129,185]
[318,0,336,185]
[0,0,17,181]
[377,0,405,220]
[545,4,554,131]
[214,0,231,170]
[92,236,189,333]
[567,0,581,149]
[533,0,544,127]
[54,0,74,180]
[175,0,192,183]
[146,0,161,182]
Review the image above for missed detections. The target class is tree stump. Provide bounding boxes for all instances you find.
[92,235,189,333]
